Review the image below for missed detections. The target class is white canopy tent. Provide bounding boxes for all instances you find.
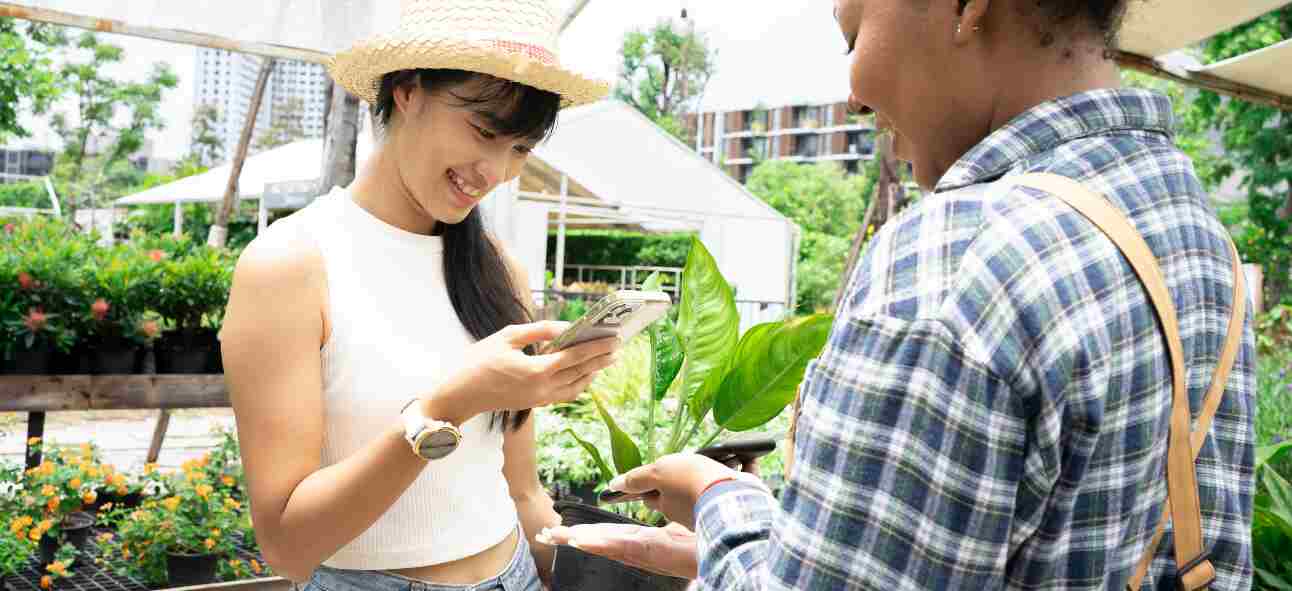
[113,99,800,328]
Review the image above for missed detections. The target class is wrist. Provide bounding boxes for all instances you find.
[420,384,473,426]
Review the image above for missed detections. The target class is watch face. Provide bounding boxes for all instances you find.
[418,428,459,460]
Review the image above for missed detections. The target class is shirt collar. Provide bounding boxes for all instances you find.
[934,88,1175,192]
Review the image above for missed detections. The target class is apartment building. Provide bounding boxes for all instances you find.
[686,101,877,183]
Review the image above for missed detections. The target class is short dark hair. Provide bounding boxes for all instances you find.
[1033,0,1130,46]
[372,69,561,142]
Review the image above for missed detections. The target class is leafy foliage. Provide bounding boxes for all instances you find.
[0,18,66,141]
[1187,7,1292,307]
[746,160,875,312]
[616,18,716,144]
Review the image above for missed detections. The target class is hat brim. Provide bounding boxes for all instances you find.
[328,35,610,109]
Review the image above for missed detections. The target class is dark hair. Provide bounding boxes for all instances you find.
[373,69,562,431]
[1035,0,1129,46]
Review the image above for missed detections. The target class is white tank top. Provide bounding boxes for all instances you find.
[290,185,517,570]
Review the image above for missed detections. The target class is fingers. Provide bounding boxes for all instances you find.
[608,463,658,495]
[547,371,598,405]
[539,335,620,372]
[552,350,617,386]
[501,321,570,347]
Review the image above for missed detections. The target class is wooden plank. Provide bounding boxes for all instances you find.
[147,409,174,464]
[0,3,328,64]
[1112,50,1292,113]
[0,375,228,412]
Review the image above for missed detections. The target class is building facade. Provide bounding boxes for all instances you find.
[687,101,876,183]
[193,48,329,162]
[0,145,55,182]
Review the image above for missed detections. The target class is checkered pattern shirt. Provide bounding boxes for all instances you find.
[693,89,1255,591]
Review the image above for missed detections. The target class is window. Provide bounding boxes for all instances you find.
[846,130,875,155]
[794,135,820,158]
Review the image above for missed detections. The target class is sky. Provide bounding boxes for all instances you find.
[13,0,854,160]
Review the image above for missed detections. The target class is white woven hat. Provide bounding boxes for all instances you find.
[328,0,611,108]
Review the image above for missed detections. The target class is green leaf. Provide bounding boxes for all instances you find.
[677,237,739,423]
[651,316,684,401]
[564,429,614,484]
[1255,567,1292,591]
[591,394,643,474]
[641,271,664,292]
[713,314,833,431]
[1258,440,1292,469]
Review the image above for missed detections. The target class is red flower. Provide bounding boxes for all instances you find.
[148,250,165,262]
[23,308,47,333]
[138,320,160,339]
[91,298,111,321]
[4,223,14,234]
[18,272,34,290]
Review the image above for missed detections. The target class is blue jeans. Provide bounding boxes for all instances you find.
[301,534,542,591]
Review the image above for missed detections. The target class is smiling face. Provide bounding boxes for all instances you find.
[381,70,560,226]
[833,0,998,189]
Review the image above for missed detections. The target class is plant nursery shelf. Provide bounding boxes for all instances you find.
[0,375,228,412]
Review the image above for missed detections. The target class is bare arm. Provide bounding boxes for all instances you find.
[220,227,446,582]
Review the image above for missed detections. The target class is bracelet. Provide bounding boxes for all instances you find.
[698,476,739,498]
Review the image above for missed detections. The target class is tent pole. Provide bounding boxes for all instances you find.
[173,200,183,237]
[555,174,569,290]
[257,198,268,233]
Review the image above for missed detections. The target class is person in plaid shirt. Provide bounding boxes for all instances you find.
[542,0,1255,589]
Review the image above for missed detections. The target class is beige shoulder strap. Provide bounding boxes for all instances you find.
[1014,173,1245,591]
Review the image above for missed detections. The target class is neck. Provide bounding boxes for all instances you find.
[349,142,440,236]
[985,41,1122,135]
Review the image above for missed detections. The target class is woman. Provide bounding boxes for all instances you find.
[219,1,615,589]
[544,0,1255,589]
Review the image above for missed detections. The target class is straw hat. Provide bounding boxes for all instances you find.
[328,0,610,108]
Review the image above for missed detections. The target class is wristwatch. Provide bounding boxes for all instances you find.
[400,399,462,461]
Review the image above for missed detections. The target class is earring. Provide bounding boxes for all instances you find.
[956,24,962,35]
[974,25,982,32]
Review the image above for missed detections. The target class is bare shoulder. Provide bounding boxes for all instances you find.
[220,213,327,345]
[232,214,323,288]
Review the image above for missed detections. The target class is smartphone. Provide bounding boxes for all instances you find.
[597,435,780,504]
[544,290,671,353]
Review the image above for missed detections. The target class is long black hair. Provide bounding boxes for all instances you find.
[373,69,562,431]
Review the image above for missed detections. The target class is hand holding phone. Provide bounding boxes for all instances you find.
[543,290,671,354]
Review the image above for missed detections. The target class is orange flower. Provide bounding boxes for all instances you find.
[85,466,101,479]
[40,575,52,589]
[38,519,52,532]
[15,529,28,541]
[46,498,59,512]
[161,496,180,511]
[148,250,165,262]
[198,454,210,467]
[40,485,56,497]
[249,560,262,574]
[82,491,97,505]
[79,442,93,457]
[122,548,131,559]
[39,462,55,476]
[97,532,114,543]
[115,485,127,496]
[29,529,41,542]
[203,538,215,550]
[69,477,82,490]
[46,561,66,576]
[221,476,236,487]
[27,436,41,445]
[195,484,213,499]
[144,463,158,475]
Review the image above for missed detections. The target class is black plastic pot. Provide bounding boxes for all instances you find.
[90,346,141,374]
[11,349,54,375]
[38,511,95,565]
[208,339,223,374]
[52,345,92,374]
[551,501,690,591]
[166,552,219,587]
[156,329,218,374]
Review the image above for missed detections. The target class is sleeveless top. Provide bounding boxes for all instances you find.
[288,185,517,570]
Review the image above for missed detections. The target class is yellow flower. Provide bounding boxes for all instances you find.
[198,454,210,467]
[221,476,236,487]
[143,463,158,475]
[41,485,56,497]
[39,462,55,477]
[81,491,97,505]
[46,498,59,512]
[161,497,181,512]
[97,533,114,543]
[223,498,241,510]
[28,437,41,445]
[85,466,100,479]
[203,538,216,550]
[29,529,41,542]
[40,575,52,589]
[115,485,127,496]
[195,484,213,499]
[80,443,92,455]
[210,528,221,538]
[250,560,262,574]
[38,519,53,532]
[46,561,66,576]
[109,473,126,487]
[228,559,242,568]
[99,502,115,512]
[68,477,82,490]
[122,548,131,559]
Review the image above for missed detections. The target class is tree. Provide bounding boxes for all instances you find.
[0,18,66,141]
[48,32,177,216]
[189,103,224,166]
[616,16,716,143]
[253,97,306,152]
[746,160,874,312]
[1187,7,1292,306]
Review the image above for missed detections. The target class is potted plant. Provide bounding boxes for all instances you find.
[551,238,832,591]
[154,248,232,374]
[99,457,241,587]
[13,439,106,568]
[1,254,77,375]
[82,246,156,374]
[2,459,39,588]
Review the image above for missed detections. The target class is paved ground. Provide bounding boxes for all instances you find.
[1,409,236,471]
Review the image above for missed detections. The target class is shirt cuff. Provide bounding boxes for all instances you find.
[694,478,775,531]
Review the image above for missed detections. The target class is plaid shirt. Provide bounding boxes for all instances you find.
[693,89,1255,591]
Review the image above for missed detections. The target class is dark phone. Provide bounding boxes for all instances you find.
[597,435,780,505]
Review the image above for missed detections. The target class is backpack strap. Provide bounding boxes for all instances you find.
[1014,173,1244,591]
